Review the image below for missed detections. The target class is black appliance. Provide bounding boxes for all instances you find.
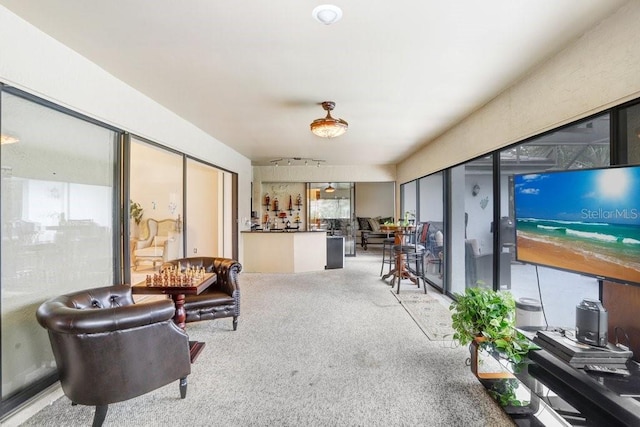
[576,299,608,347]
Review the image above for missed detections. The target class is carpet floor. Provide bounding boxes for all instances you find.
[21,249,513,426]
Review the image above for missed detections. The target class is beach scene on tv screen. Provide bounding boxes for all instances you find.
[514,166,640,284]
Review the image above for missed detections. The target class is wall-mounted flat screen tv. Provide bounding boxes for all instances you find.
[514,165,640,285]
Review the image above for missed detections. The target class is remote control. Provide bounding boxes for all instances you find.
[583,365,631,376]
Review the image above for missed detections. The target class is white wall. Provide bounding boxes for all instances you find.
[397,1,640,184]
[0,6,252,263]
[354,182,395,219]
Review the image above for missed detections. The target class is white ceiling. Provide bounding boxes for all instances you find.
[0,1,628,166]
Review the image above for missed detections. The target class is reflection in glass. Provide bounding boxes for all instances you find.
[418,173,444,290]
[620,102,640,164]
[129,138,184,282]
[307,182,356,256]
[501,115,609,328]
[450,156,494,295]
[1,91,116,400]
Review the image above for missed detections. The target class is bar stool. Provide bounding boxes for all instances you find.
[380,236,396,276]
[392,224,427,294]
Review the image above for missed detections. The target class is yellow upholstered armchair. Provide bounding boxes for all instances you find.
[132,218,179,270]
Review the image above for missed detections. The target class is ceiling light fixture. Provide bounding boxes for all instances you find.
[324,184,335,193]
[312,4,343,25]
[310,101,348,138]
[270,157,326,167]
[0,134,19,145]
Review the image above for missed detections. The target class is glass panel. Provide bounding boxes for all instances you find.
[308,182,351,229]
[346,183,356,256]
[307,182,355,255]
[1,91,116,399]
[418,172,444,290]
[401,181,417,224]
[130,138,183,282]
[186,158,224,258]
[502,115,609,328]
[620,102,640,164]
[450,156,494,296]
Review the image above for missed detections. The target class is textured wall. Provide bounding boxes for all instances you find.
[397,1,640,184]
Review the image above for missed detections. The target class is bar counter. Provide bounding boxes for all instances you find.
[241,231,327,273]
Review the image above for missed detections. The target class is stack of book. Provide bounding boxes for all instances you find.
[533,329,632,368]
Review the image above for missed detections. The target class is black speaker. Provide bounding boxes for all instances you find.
[575,299,608,347]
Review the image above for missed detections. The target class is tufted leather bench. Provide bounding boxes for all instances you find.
[162,257,242,330]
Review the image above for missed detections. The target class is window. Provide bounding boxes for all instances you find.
[418,173,444,289]
[1,90,117,408]
[449,156,494,295]
[501,114,610,328]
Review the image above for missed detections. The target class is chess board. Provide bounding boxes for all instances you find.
[144,265,208,287]
[132,272,217,295]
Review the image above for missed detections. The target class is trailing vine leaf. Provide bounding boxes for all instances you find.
[450,287,538,365]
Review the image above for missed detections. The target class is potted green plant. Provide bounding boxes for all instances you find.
[130,200,144,225]
[450,287,536,368]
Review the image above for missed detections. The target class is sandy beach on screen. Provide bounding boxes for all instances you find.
[516,234,640,282]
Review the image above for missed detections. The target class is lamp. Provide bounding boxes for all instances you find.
[310,101,348,138]
[324,184,335,193]
[312,5,343,25]
[270,157,325,167]
[0,134,19,145]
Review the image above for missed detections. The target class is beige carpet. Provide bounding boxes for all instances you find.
[19,248,513,427]
[392,289,456,341]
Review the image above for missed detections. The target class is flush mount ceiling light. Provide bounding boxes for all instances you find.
[312,4,343,25]
[324,184,335,193]
[310,101,348,138]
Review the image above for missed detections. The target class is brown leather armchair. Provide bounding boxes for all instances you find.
[36,284,191,427]
[162,257,242,330]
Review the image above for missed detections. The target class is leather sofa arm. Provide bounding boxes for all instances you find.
[37,298,176,335]
[210,258,241,295]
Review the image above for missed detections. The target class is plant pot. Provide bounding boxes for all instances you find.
[470,337,514,379]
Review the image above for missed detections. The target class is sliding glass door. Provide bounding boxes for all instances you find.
[1,90,118,410]
[129,137,184,282]
[185,158,231,258]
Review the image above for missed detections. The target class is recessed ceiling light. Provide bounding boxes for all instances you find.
[312,5,343,25]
